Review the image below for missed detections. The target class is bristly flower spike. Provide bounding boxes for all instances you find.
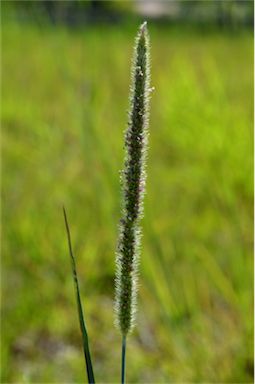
[115,21,151,341]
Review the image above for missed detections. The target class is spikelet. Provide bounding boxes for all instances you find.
[115,22,151,336]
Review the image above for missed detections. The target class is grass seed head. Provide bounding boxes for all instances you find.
[115,22,151,336]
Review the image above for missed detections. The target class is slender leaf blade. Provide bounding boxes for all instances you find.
[63,206,95,384]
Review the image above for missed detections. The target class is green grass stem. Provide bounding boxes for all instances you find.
[121,336,126,384]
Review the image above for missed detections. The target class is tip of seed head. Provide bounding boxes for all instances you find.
[140,21,147,35]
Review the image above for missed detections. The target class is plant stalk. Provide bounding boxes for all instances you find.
[121,336,127,384]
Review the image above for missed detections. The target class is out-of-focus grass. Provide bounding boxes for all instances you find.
[2,19,253,383]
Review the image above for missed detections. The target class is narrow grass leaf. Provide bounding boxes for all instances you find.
[63,206,95,384]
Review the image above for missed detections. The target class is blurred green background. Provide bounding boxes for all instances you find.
[2,1,253,383]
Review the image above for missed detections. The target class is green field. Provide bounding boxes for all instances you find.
[2,20,253,383]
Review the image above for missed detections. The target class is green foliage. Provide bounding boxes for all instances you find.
[63,207,95,383]
[2,20,253,383]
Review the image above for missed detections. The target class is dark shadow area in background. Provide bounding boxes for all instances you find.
[2,0,254,29]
